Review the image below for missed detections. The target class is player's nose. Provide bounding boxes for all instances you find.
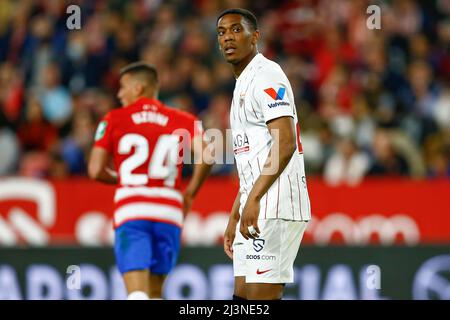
[223,29,235,41]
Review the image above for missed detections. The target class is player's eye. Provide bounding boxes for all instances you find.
[233,27,241,32]
[217,30,225,36]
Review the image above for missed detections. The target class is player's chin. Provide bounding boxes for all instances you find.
[225,55,240,64]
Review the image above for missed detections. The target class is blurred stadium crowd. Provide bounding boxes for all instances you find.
[0,0,449,184]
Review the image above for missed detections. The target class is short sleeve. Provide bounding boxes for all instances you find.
[253,67,295,123]
[93,112,113,153]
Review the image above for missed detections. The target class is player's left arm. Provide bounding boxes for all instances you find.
[239,116,297,239]
[88,147,117,184]
[240,67,298,239]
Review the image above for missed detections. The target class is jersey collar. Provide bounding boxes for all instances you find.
[236,53,263,81]
[128,97,162,109]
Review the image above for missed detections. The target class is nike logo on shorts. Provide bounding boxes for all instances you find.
[256,268,272,275]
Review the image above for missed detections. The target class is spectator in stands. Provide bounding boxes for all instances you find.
[368,129,410,176]
[17,94,57,152]
[0,110,19,175]
[424,132,450,178]
[0,62,24,124]
[60,110,95,175]
[0,0,446,181]
[38,62,73,127]
[324,137,370,186]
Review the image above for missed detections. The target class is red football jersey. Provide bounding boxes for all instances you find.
[94,97,201,228]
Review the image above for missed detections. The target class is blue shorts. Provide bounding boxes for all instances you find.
[114,220,181,275]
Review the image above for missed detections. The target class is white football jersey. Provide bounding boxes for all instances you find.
[230,53,311,221]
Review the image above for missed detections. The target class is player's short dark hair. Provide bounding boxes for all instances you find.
[119,62,158,86]
[217,8,258,31]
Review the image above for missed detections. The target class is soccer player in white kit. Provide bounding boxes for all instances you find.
[217,9,311,300]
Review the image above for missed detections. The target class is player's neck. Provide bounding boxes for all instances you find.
[129,94,157,106]
[232,51,258,78]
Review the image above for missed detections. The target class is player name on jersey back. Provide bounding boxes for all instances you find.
[131,109,169,126]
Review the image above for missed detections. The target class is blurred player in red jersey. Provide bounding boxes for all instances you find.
[88,62,213,300]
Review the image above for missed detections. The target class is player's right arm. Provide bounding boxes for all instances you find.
[88,147,117,184]
[224,191,241,260]
[88,113,117,185]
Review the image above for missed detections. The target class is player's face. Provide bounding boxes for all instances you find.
[117,73,140,106]
[217,14,258,65]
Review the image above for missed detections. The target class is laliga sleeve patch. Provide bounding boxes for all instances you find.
[95,121,108,141]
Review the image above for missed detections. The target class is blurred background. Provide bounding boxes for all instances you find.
[0,0,449,300]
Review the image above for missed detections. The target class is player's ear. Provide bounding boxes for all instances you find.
[134,82,145,97]
[251,29,260,46]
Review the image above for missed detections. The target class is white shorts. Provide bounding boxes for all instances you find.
[232,219,308,283]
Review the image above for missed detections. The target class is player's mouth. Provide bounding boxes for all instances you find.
[224,45,237,55]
